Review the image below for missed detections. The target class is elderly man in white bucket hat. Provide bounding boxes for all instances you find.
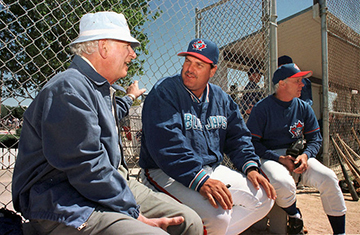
[12,11,203,235]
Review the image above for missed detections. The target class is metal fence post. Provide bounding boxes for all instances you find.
[269,0,277,94]
[319,0,330,166]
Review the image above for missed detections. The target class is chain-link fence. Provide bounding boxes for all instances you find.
[326,0,360,169]
[195,0,270,122]
[0,0,272,210]
[1,0,360,213]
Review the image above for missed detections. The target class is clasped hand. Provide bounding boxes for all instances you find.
[279,153,308,173]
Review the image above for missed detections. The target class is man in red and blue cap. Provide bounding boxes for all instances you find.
[247,63,346,234]
[278,55,313,106]
[139,38,276,234]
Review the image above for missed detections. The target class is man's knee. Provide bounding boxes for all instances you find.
[317,170,340,192]
[272,174,296,193]
[271,177,297,208]
[307,160,339,192]
[200,209,231,234]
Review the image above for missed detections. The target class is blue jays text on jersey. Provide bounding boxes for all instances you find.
[184,113,227,131]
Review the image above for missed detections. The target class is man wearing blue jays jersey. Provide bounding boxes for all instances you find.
[247,63,346,234]
[139,39,276,235]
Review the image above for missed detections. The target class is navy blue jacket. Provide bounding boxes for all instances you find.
[12,56,139,229]
[139,74,260,191]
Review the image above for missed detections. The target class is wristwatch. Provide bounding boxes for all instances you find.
[127,94,136,101]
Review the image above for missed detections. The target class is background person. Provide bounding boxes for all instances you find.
[240,67,264,121]
[278,55,313,106]
[12,11,203,235]
[247,63,346,234]
[139,38,276,235]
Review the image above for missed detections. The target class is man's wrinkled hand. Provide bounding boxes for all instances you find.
[126,80,146,99]
[247,169,277,200]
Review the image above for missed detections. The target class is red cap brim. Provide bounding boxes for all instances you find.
[178,52,213,64]
[289,71,313,78]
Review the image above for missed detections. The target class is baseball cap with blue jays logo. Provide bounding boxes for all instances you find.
[178,38,219,65]
[272,63,312,85]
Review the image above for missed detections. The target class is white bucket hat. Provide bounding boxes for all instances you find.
[70,11,140,48]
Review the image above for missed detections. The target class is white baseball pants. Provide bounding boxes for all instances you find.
[141,165,274,235]
[260,149,346,216]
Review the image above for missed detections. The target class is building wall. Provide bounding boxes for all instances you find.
[278,7,322,79]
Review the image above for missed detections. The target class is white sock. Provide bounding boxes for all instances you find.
[289,212,301,219]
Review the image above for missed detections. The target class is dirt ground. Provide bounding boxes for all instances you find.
[244,187,360,235]
[296,190,360,235]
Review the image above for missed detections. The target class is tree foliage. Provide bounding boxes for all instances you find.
[0,0,161,99]
[1,105,26,119]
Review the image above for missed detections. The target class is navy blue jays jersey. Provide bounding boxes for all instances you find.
[246,95,322,161]
[139,74,260,191]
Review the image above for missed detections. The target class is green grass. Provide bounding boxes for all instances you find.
[0,133,20,149]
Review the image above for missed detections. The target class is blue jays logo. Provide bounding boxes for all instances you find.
[289,120,304,138]
[184,113,227,131]
[192,40,207,51]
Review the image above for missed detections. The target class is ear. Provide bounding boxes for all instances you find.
[98,39,108,58]
[209,65,218,78]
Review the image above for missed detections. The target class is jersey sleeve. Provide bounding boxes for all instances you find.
[223,96,261,172]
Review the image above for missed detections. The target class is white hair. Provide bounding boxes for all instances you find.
[274,82,280,92]
[70,40,99,56]
[274,78,289,92]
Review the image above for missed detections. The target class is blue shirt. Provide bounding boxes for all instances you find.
[246,95,322,161]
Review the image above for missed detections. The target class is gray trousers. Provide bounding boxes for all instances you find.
[26,178,203,235]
